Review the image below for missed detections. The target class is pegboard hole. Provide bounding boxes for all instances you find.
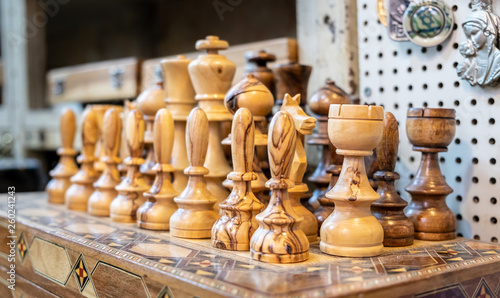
[490,177,497,184]
[472,119,478,125]
[422,65,427,71]
[394,86,399,92]
[473,215,480,222]
[472,177,479,183]
[438,101,444,107]
[408,85,413,90]
[474,235,481,240]
[407,49,412,55]
[408,103,413,108]
[473,196,480,203]
[455,138,461,144]
[453,43,459,50]
[407,67,412,73]
[456,214,462,220]
[491,217,498,224]
[493,237,498,243]
[379,87,384,93]
[394,103,399,109]
[454,100,460,106]
[393,68,398,74]
[490,158,496,165]
[457,233,463,237]
[438,82,444,88]
[437,64,442,70]
[456,195,463,202]
[421,48,427,53]
[472,157,479,164]
[492,197,498,205]
[456,119,461,125]
[471,99,477,105]
[378,52,383,58]
[490,138,496,145]
[490,118,495,125]
[423,102,428,107]
[452,5,457,11]
[379,70,383,75]
[455,176,462,182]
[453,61,459,68]
[423,84,428,90]
[440,157,445,163]
[489,98,495,105]
[471,138,477,144]
[393,51,398,56]
[456,157,462,164]
[409,174,415,179]
[409,156,415,162]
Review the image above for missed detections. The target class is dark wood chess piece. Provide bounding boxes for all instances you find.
[405,108,456,241]
[245,50,276,97]
[371,112,414,246]
[273,62,312,109]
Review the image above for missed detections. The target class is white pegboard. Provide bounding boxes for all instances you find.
[357,1,500,243]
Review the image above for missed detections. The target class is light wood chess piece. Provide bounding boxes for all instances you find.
[160,55,197,193]
[110,110,149,223]
[188,35,235,210]
[212,108,264,250]
[250,111,309,263]
[372,112,414,246]
[46,109,78,204]
[223,74,274,203]
[405,108,456,240]
[90,105,117,173]
[137,81,167,185]
[137,109,179,230]
[280,94,318,243]
[320,104,384,257]
[170,108,219,238]
[88,108,122,216]
[65,108,100,211]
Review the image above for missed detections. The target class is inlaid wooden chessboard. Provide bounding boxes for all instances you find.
[1,192,500,297]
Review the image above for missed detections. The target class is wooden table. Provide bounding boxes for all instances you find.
[1,192,499,297]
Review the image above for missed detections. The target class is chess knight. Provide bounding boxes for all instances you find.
[457,0,500,87]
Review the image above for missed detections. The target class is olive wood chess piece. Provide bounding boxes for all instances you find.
[250,111,309,263]
[137,81,167,185]
[46,109,78,204]
[66,108,100,211]
[90,105,117,174]
[188,35,235,210]
[320,104,384,257]
[88,108,122,216]
[223,74,274,203]
[280,94,318,243]
[110,110,149,223]
[273,62,312,109]
[405,108,456,241]
[160,55,197,193]
[245,50,276,98]
[307,80,351,210]
[137,109,179,230]
[372,112,414,246]
[170,108,219,238]
[212,108,264,250]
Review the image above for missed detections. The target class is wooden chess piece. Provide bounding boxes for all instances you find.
[188,35,235,210]
[160,55,197,193]
[212,108,264,250]
[372,112,414,246]
[320,104,384,257]
[245,50,276,97]
[272,62,312,109]
[137,81,167,185]
[250,111,309,263]
[280,94,318,243]
[90,105,117,173]
[137,109,179,230]
[65,108,100,211]
[119,100,138,175]
[46,109,78,204]
[110,110,149,223]
[314,141,343,234]
[223,74,274,203]
[405,108,456,240]
[170,108,219,238]
[307,80,351,210]
[88,108,122,216]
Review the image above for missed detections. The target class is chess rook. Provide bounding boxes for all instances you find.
[46,109,78,204]
[371,112,414,246]
[405,108,456,241]
[320,104,384,257]
[273,62,311,109]
[110,110,149,223]
[250,111,309,263]
[88,108,122,216]
[170,108,219,238]
[137,109,179,230]
[212,108,264,250]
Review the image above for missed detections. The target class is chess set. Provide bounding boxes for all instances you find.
[2,35,500,297]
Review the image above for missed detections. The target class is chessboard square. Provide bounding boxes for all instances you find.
[64,223,117,234]
[129,243,193,258]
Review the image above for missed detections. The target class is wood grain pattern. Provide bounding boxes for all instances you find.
[405,108,456,241]
[320,104,384,257]
[111,109,149,223]
[245,50,276,98]
[170,108,218,239]
[46,109,79,204]
[65,108,99,211]
[89,108,123,216]
[280,94,318,243]
[212,108,264,250]
[371,112,414,246]
[273,63,312,108]
[90,105,118,173]
[250,111,309,263]
[137,109,179,230]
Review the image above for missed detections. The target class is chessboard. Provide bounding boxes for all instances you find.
[1,192,500,298]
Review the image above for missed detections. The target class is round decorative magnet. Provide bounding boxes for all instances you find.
[403,0,454,47]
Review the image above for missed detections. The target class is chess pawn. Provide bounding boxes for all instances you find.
[372,112,414,246]
[245,50,276,97]
[65,108,100,211]
[250,111,309,263]
[188,35,236,209]
[46,109,78,204]
[137,109,179,230]
[110,110,149,223]
[223,74,274,202]
[405,108,456,240]
[272,62,312,109]
[88,108,122,216]
[170,108,219,238]
[137,81,167,184]
[280,94,318,243]
[119,100,138,175]
[90,105,118,173]
[307,80,351,210]
[212,108,264,250]
[320,104,384,257]
[160,55,197,193]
